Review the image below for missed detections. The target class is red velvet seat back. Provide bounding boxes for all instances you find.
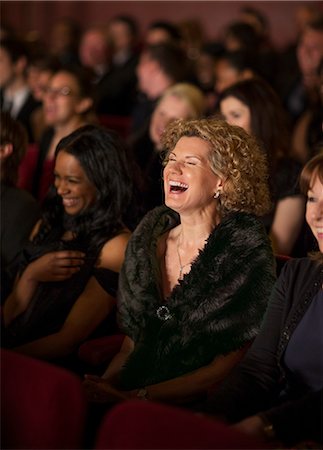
[95,400,268,449]
[1,349,87,449]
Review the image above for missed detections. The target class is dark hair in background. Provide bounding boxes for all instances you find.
[225,21,260,51]
[216,50,258,75]
[0,37,29,62]
[52,64,95,101]
[300,152,323,195]
[240,6,269,34]
[0,112,28,186]
[111,14,139,38]
[217,77,291,168]
[33,125,134,250]
[144,42,189,83]
[148,20,182,43]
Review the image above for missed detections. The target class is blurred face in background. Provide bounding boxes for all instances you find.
[220,95,252,134]
[0,47,16,88]
[79,29,110,69]
[28,67,54,101]
[306,171,323,252]
[109,21,133,52]
[150,94,194,150]
[297,27,323,86]
[43,71,89,127]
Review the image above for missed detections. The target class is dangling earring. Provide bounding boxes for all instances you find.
[213,190,220,199]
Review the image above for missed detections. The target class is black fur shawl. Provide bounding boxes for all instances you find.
[117,206,276,390]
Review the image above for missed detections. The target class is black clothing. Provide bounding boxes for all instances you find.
[117,206,276,390]
[200,257,323,446]
[2,237,118,349]
[1,184,40,301]
[95,54,138,117]
[0,89,40,142]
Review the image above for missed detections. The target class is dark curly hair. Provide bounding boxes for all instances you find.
[33,125,133,250]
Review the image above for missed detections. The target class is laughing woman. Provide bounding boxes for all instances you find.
[2,125,133,366]
[84,117,276,406]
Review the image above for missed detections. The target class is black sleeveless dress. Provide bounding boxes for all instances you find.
[2,237,118,349]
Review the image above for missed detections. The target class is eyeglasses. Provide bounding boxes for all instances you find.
[44,86,74,97]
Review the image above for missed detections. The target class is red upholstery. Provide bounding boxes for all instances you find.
[78,334,124,366]
[95,400,268,449]
[1,349,87,449]
[98,115,132,138]
[17,143,39,193]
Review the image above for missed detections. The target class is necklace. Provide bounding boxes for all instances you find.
[176,240,193,280]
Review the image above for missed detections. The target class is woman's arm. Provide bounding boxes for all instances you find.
[84,346,247,404]
[11,276,115,360]
[3,250,85,326]
[129,346,248,404]
[233,389,323,446]
[9,232,131,360]
[270,196,305,255]
[101,336,135,384]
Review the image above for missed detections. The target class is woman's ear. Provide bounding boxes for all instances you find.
[0,143,13,162]
[75,97,93,115]
[215,177,224,193]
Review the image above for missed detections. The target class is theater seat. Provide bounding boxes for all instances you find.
[98,115,132,138]
[1,349,87,449]
[17,143,39,193]
[95,400,267,449]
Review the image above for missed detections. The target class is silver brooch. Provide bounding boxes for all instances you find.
[156,305,172,321]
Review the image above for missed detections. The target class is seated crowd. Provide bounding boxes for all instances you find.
[1,5,323,449]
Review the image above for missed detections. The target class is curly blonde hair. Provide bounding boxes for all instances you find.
[161,117,271,216]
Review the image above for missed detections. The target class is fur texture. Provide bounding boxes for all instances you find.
[117,206,276,389]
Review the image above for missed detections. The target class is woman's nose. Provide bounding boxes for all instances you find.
[56,180,69,195]
[170,161,184,173]
[314,202,323,220]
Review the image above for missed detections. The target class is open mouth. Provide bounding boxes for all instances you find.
[169,180,188,193]
[62,198,78,207]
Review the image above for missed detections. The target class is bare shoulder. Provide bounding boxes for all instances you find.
[96,230,131,272]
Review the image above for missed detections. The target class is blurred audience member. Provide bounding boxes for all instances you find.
[214,50,256,94]
[194,41,224,112]
[292,56,323,164]
[1,112,40,301]
[132,42,190,131]
[20,66,94,202]
[49,17,81,66]
[79,26,111,84]
[145,20,182,46]
[279,16,323,123]
[218,77,306,256]
[0,38,40,142]
[27,55,61,142]
[179,19,205,61]
[238,6,277,84]
[92,16,139,116]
